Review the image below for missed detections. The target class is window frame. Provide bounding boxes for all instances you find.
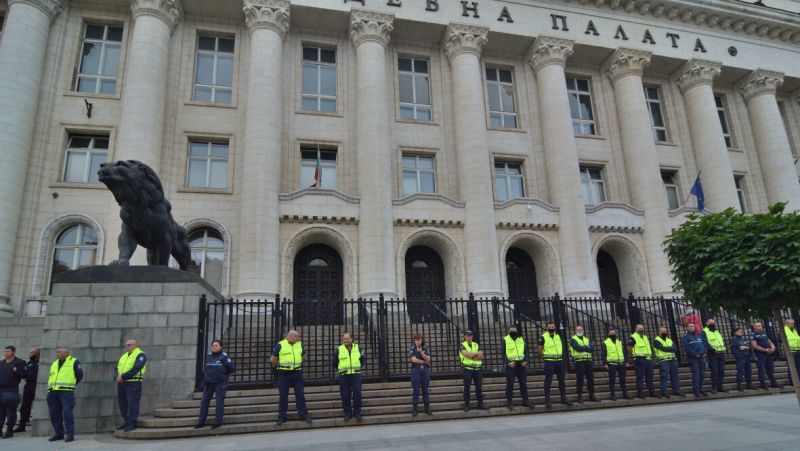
[401,153,436,195]
[185,139,230,190]
[494,160,526,201]
[300,145,338,190]
[714,94,735,149]
[73,22,124,95]
[61,133,110,184]
[661,171,681,210]
[397,56,433,122]
[191,33,236,105]
[187,228,225,292]
[300,45,338,113]
[485,66,518,129]
[644,85,669,143]
[579,166,607,205]
[566,76,598,136]
[734,175,749,213]
[49,223,98,293]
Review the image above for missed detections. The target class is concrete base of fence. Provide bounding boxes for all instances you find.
[30,266,222,436]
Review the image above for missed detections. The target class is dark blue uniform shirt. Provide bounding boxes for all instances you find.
[408,345,430,368]
[682,332,706,358]
[730,336,752,358]
[203,351,235,384]
[749,332,771,350]
[0,357,27,389]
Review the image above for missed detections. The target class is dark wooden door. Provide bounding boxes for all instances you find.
[293,244,343,325]
[506,247,541,320]
[405,246,446,322]
[597,249,625,319]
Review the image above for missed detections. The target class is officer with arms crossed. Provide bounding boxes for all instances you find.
[682,323,707,397]
[13,347,39,433]
[459,329,487,411]
[730,327,755,391]
[653,326,684,398]
[47,346,82,442]
[271,330,311,425]
[195,339,235,429]
[703,319,728,393]
[569,325,597,403]
[334,332,364,422]
[749,322,781,390]
[114,339,147,432]
[628,324,658,399]
[601,328,630,401]
[503,325,530,410]
[538,321,572,408]
[408,334,432,416]
[0,345,27,439]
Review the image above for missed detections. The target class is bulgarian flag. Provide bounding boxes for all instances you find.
[310,151,322,188]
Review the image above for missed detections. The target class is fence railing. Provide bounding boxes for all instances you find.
[195,293,800,390]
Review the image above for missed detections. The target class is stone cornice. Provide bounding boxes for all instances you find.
[585,202,645,216]
[131,0,181,30]
[602,48,652,83]
[349,9,394,48]
[278,188,361,204]
[527,36,574,73]
[8,0,64,22]
[493,197,560,213]
[673,59,722,93]
[392,193,465,208]
[280,214,358,226]
[443,23,489,61]
[242,0,290,37]
[737,69,784,101]
[394,218,463,228]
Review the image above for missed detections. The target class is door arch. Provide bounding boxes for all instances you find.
[506,247,541,320]
[405,245,446,322]
[597,249,625,319]
[293,243,343,325]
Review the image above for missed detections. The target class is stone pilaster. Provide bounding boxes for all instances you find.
[0,0,65,312]
[674,59,740,211]
[737,70,800,210]
[349,9,397,298]
[443,23,502,298]
[528,36,599,297]
[603,49,672,295]
[236,0,290,299]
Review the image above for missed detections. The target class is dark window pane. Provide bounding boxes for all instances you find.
[398,57,412,72]
[656,129,668,142]
[106,26,123,42]
[218,37,235,53]
[714,96,723,108]
[69,136,92,148]
[565,77,575,90]
[301,149,317,160]
[579,94,594,120]
[646,87,659,99]
[85,24,104,40]
[320,150,337,161]
[577,78,590,91]
[485,68,497,81]
[650,105,664,127]
[414,59,428,74]
[320,49,336,63]
[93,137,109,149]
[499,69,512,83]
[303,47,318,62]
[198,36,216,51]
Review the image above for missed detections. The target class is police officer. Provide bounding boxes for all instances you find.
[459,330,487,411]
[13,347,39,433]
[569,326,597,403]
[408,334,431,416]
[784,319,800,386]
[47,346,82,442]
[730,327,755,391]
[0,346,27,439]
[271,330,311,425]
[195,339,235,429]
[335,332,364,422]
[682,323,707,397]
[749,322,781,390]
[538,321,572,408]
[703,319,727,393]
[114,339,147,432]
[653,326,683,398]
[627,324,658,399]
[601,328,630,401]
[503,325,530,410]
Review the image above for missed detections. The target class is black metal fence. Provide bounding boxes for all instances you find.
[195,294,799,390]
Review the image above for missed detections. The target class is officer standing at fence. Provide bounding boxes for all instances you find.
[334,332,364,422]
[459,330,487,411]
[13,347,39,433]
[730,327,755,391]
[569,326,597,403]
[114,339,147,432]
[749,322,781,390]
[538,321,572,408]
[408,334,432,416]
[47,346,82,442]
[653,326,683,398]
[195,340,235,429]
[601,328,630,401]
[503,325,530,410]
[271,330,311,425]
[682,323,707,397]
[627,324,658,399]
[784,319,800,385]
[702,319,728,393]
[0,346,27,439]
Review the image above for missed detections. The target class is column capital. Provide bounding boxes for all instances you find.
[242,0,290,37]
[349,9,394,48]
[602,48,652,83]
[737,69,784,101]
[131,0,181,30]
[8,0,65,23]
[443,23,488,61]
[673,59,721,93]
[527,36,574,73]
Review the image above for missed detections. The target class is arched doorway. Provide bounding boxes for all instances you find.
[506,247,540,320]
[597,249,625,319]
[293,243,343,325]
[405,245,446,322]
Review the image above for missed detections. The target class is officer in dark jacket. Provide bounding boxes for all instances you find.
[749,322,781,389]
[0,346,27,439]
[13,347,39,433]
[682,323,707,397]
[730,328,754,391]
[195,340,235,429]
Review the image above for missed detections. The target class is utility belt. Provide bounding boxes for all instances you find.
[462,364,482,370]
[543,354,563,362]
[48,386,75,392]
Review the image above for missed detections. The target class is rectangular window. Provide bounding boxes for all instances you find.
[75,24,123,94]
[715,95,734,149]
[402,154,436,195]
[566,77,596,135]
[187,140,229,189]
[301,46,337,112]
[644,86,668,142]
[494,161,525,201]
[398,57,431,121]
[486,67,517,128]
[735,175,748,213]
[579,167,606,205]
[300,146,337,189]
[62,134,109,183]
[661,172,680,210]
[193,35,235,104]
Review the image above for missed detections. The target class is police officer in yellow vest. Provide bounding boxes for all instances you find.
[602,328,631,401]
[334,332,364,422]
[459,330,487,411]
[47,346,83,442]
[627,324,658,399]
[785,318,800,385]
[569,325,597,403]
[503,325,530,410]
[114,339,147,432]
[538,321,572,408]
[653,326,684,398]
[702,319,728,393]
[271,330,311,426]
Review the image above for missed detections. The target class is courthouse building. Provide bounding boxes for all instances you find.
[1,0,800,316]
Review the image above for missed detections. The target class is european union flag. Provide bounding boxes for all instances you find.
[690,173,704,212]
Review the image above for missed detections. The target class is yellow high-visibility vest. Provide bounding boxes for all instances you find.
[542,333,563,361]
[337,343,362,375]
[117,347,147,382]
[504,335,526,362]
[604,338,625,364]
[703,327,727,353]
[630,333,653,360]
[654,336,676,361]
[48,356,77,391]
[570,335,592,361]
[460,341,483,369]
[785,326,800,352]
[277,339,303,371]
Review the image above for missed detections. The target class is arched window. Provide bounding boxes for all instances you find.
[188,228,224,291]
[50,224,98,292]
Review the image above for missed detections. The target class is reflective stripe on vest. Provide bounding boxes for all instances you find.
[460,341,482,369]
[278,339,303,370]
[338,343,362,375]
[117,347,147,382]
[504,335,526,362]
[570,335,591,361]
[604,338,625,364]
[48,356,77,391]
[703,328,727,353]
[653,336,676,361]
[631,333,653,359]
[785,326,800,352]
[542,333,563,361]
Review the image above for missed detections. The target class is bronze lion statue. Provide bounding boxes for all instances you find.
[98,160,192,270]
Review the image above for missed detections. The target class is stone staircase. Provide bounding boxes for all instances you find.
[115,361,794,439]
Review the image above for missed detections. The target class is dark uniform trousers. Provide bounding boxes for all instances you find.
[633,358,655,393]
[543,361,567,398]
[46,391,75,437]
[339,374,362,417]
[198,381,227,426]
[708,352,726,390]
[659,360,681,395]
[505,363,528,404]
[0,389,21,430]
[755,352,777,386]
[688,357,705,394]
[18,383,35,425]
[410,366,430,409]
[790,352,800,385]
[607,364,627,395]
[277,370,308,422]
[462,369,483,404]
[574,360,595,396]
[117,381,142,428]
[735,355,752,386]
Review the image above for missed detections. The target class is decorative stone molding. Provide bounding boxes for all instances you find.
[737,69,784,101]
[602,48,652,83]
[349,9,394,48]
[588,225,644,234]
[396,229,466,299]
[181,217,232,295]
[281,215,359,226]
[394,218,463,228]
[242,0,290,37]
[283,226,357,299]
[496,222,559,231]
[673,59,722,93]
[668,205,709,217]
[493,197,560,213]
[443,23,489,61]
[585,202,645,216]
[278,188,360,204]
[527,36,574,73]
[131,0,181,30]
[8,0,64,22]
[392,193,465,208]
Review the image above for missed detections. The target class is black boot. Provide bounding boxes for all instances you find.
[412,406,418,417]
[478,402,489,410]
[561,396,573,407]
[13,423,26,433]
[589,393,599,402]
[649,390,660,398]
[737,383,743,392]
[463,402,470,412]
[424,405,432,416]
[1,430,12,439]
[745,383,756,390]
[506,400,513,410]
[545,396,552,409]
[637,390,645,400]
[576,393,583,403]
[610,391,617,401]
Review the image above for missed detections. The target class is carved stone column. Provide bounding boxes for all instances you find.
[528,36,599,297]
